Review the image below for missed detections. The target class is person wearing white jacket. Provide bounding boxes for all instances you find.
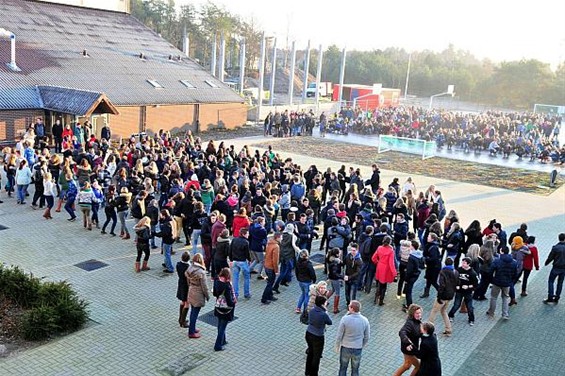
[42,171,57,219]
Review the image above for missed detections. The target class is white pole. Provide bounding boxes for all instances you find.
[302,40,311,103]
[239,38,246,95]
[10,34,16,69]
[315,44,323,113]
[210,35,217,77]
[288,40,296,106]
[269,38,277,106]
[338,47,346,112]
[219,34,226,82]
[404,52,411,100]
[257,34,266,124]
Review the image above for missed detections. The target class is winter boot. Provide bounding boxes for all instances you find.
[141,261,151,271]
[333,296,340,314]
[123,233,131,240]
[43,208,51,219]
[55,199,63,212]
[509,298,518,306]
[179,306,189,328]
[135,262,141,273]
[460,301,468,313]
[374,289,380,305]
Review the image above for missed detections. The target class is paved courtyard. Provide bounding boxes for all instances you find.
[0,135,564,376]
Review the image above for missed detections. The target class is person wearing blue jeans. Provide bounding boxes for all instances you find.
[213,268,236,352]
[273,259,292,293]
[229,228,252,299]
[232,261,251,299]
[295,249,317,313]
[334,300,370,376]
[153,210,175,273]
[187,254,209,338]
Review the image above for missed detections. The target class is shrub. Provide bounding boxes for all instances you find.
[0,265,41,308]
[20,305,59,341]
[0,264,89,341]
[40,281,89,332]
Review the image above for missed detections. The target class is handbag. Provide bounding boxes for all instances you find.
[214,291,233,315]
[300,309,309,325]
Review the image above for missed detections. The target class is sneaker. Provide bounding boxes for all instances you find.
[188,333,201,339]
[520,291,528,297]
[442,331,452,337]
[543,298,557,304]
[269,297,278,301]
[244,295,251,300]
[257,276,265,280]
[163,270,174,274]
[273,289,281,294]
[396,295,401,300]
[486,311,494,318]
[101,230,107,234]
[449,317,454,323]
[250,270,258,274]
[469,321,474,326]
[67,217,76,222]
[502,315,510,320]
[261,300,271,305]
[295,308,301,314]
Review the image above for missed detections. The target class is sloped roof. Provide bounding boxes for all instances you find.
[0,0,244,109]
[38,86,119,116]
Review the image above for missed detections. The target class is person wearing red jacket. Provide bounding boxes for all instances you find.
[521,236,540,296]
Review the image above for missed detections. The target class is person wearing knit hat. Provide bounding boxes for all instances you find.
[509,235,531,306]
[284,223,295,234]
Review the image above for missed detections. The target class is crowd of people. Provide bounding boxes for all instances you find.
[2,118,565,376]
[321,106,565,164]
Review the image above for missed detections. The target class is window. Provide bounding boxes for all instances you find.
[204,80,219,88]
[147,79,163,89]
[180,80,196,89]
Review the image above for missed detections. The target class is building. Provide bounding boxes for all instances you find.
[0,0,247,143]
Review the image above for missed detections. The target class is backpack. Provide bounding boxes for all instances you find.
[360,237,374,259]
[418,256,426,270]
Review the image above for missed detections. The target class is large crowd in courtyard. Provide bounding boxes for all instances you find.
[1,116,564,376]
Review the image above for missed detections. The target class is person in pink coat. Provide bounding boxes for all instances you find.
[372,235,398,306]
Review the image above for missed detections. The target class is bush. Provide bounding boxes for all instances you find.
[40,281,89,332]
[0,264,89,341]
[0,264,42,308]
[20,305,59,341]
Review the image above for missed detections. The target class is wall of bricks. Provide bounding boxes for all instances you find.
[0,109,45,142]
[1,103,247,142]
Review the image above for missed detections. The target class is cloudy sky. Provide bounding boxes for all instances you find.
[179,0,565,68]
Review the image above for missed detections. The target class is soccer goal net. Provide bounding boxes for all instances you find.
[378,135,435,160]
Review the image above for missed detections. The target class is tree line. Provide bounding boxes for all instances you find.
[131,0,564,110]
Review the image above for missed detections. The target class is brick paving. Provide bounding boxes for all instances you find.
[0,135,563,376]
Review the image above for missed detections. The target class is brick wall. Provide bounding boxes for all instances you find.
[108,103,247,138]
[1,103,248,142]
[0,110,45,142]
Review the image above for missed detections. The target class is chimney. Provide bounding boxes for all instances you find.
[0,28,20,71]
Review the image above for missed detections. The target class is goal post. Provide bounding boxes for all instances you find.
[378,135,435,160]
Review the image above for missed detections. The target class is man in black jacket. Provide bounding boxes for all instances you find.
[427,257,458,336]
[448,257,478,325]
[52,119,63,153]
[364,164,381,194]
[229,228,252,299]
[544,233,565,304]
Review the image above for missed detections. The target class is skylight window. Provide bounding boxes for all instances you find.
[180,80,196,88]
[205,80,219,88]
[147,79,164,89]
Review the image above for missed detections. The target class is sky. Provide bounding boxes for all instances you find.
[179,0,565,69]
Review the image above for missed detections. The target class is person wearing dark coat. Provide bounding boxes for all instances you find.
[420,233,442,298]
[176,252,191,328]
[213,267,237,352]
[393,304,423,376]
[415,322,441,376]
[365,164,381,194]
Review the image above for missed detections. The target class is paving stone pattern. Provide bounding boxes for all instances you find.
[0,135,563,376]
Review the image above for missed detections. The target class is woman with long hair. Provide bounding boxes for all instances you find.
[186,253,209,339]
[213,267,236,351]
[15,159,32,205]
[373,235,398,306]
[115,186,132,239]
[42,171,56,219]
[133,216,152,272]
[176,252,191,328]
